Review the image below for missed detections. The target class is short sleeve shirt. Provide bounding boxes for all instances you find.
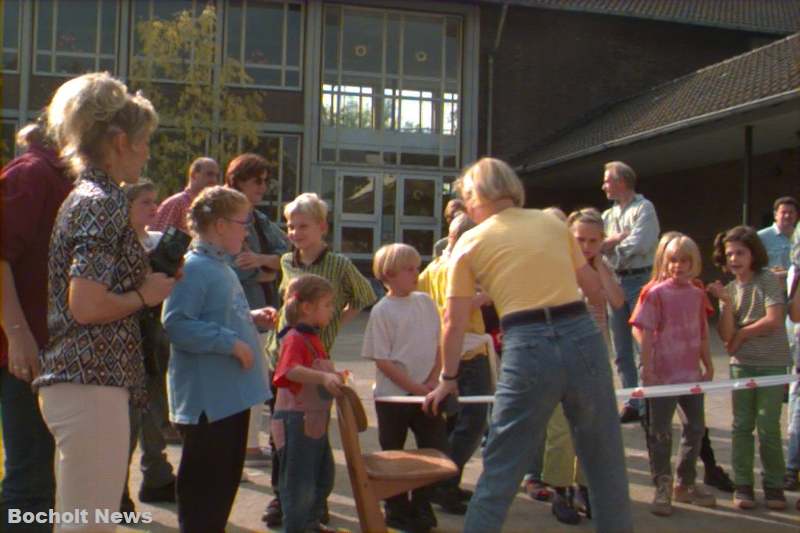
[361,292,440,397]
[273,248,377,354]
[721,270,791,367]
[274,326,329,398]
[35,168,149,404]
[630,279,706,385]
[447,208,585,317]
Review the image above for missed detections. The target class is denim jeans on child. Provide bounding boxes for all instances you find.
[443,354,492,488]
[0,368,56,533]
[463,312,632,533]
[644,394,705,486]
[274,411,335,533]
[608,271,649,412]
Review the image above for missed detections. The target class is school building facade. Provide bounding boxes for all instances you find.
[3,0,799,271]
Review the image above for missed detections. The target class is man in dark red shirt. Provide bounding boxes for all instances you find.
[1,122,72,532]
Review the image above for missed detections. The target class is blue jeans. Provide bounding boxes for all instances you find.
[274,411,335,533]
[609,271,649,410]
[445,355,492,487]
[1,368,56,533]
[464,313,632,533]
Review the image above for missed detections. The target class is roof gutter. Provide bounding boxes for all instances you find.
[516,88,800,174]
[486,3,509,156]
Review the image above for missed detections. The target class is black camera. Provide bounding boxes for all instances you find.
[149,226,192,277]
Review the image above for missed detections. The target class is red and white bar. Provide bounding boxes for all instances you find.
[372,373,799,404]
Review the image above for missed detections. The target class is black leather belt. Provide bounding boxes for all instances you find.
[616,266,651,277]
[500,301,587,330]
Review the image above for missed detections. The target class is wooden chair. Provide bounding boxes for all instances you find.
[334,385,458,533]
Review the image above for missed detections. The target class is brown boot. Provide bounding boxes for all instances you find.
[651,475,673,516]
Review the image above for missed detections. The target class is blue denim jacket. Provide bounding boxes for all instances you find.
[163,241,271,424]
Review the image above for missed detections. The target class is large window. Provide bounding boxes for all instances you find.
[321,6,462,169]
[225,133,301,223]
[3,0,21,72]
[35,0,119,75]
[130,0,204,82]
[225,0,303,89]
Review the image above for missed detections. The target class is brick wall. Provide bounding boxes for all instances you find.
[478,5,766,162]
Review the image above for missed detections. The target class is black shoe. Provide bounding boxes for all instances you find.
[385,500,415,532]
[456,487,473,501]
[784,469,799,491]
[619,405,641,424]
[138,480,176,503]
[429,487,468,515]
[411,499,437,532]
[704,465,734,493]
[571,485,591,519]
[551,492,580,525]
[120,492,136,514]
[262,496,282,527]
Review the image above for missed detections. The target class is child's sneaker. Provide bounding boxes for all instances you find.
[763,487,787,510]
[673,483,716,507]
[262,497,283,527]
[524,479,552,501]
[733,485,756,510]
[650,475,673,516]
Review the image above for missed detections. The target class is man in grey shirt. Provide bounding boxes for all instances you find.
[601,161,660,423]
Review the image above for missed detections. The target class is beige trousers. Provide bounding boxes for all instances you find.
[39,383,130,532]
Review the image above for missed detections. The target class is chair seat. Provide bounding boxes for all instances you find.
[364,448,458,482]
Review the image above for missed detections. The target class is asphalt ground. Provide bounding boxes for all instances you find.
[121,311,800,532]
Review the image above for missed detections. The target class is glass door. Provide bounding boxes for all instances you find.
[396,175,441,259]
[335,171,381,260]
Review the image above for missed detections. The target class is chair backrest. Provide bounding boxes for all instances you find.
[335,385,388,532]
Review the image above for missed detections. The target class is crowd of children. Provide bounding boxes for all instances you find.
[146,180,800,531]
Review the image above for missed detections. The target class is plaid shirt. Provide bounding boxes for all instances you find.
[149,188,195,233]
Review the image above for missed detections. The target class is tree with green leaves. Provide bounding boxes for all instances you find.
[130,4,265,197]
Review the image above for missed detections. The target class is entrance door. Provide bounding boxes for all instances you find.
[336,171,381,261]
[334,170,441,260]
[396,175,441,259]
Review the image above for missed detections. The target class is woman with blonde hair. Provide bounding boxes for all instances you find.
[423,157,633,532]
[33,72,174,532]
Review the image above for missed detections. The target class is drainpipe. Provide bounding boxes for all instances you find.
[486,3,508,156]
[743,125,753,225]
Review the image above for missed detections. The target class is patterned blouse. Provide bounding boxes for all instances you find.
[35,168,148,405]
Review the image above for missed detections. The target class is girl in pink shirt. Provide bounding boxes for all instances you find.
[631,235,715,517]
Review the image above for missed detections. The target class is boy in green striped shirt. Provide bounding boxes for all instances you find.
[263,192,376,528]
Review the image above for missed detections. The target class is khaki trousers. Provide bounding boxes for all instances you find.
[40,383,130,532]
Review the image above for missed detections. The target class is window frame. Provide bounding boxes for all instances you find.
[33,0,120,77]
[128,0,207,84]
[223,0,304,91]
[2,0,22,73]
[319,4,463,171]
